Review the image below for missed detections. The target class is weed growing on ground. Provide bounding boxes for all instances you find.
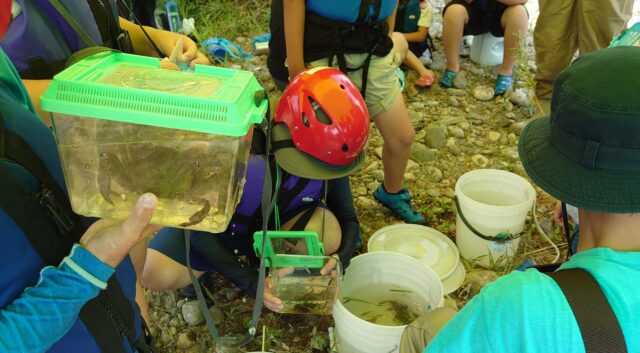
[512,32,544,115]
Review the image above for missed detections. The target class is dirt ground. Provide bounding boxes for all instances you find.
[144,1,640,352]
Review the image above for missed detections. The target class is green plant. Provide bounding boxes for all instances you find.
[512,32,543,115]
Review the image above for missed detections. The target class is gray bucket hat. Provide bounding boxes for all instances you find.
[518,46,640,213]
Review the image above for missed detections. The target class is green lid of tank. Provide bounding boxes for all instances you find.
[41,51,267,136]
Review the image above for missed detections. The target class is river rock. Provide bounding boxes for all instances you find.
[471,154,489,168]
[410,143,437,162]
[208,305,225,325]
[181,301,204,326]
[356,186,368,196]
[372,169,385,182]
[509,88,534,107]
[448,126,465,139]
[426,166,443,182]
[487,131,501,142]
[446,88,466,96]
[425,126,448,148]
[177,331,195,349]
[472,85,494,101]
[406,159,420,172]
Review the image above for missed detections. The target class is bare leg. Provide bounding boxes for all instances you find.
[443,4,469,72]
[141,249,206,290]
[499,5,529,76]
[374,95,414,193]
[392,32,434,85]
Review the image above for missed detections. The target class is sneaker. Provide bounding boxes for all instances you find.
[494,74,513,95]
[439,69,457,88]
[374,185,427,224]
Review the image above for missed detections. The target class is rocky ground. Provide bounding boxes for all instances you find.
[145,1,640,352]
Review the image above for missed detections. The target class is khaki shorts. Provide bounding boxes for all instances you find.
[308,50,402,117]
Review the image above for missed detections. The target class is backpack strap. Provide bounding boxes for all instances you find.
[0,115,151,353]
[547,268,628,353]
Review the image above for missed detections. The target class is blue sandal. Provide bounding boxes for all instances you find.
[439,69,457,89]
[495,74,513,95]
[202,38,253,61]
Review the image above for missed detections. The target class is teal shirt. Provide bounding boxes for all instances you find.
[426,248,640,353]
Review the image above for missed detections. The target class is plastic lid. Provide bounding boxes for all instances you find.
[368,224,460,279]
[41,51,267,136]
[442,261,466,294]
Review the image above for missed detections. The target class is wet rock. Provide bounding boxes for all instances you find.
[182,301,204,326]
[208,305,225,325]
[448,126,465,139]
[472,85,494,101]
[509,88,534,107]
[426,166,443,182]
[425,126,448,148]
[410,143,437,162]
[487,131,501,142]
[471,154,489,168]
[453,71,467,89]
[445,88,465,96]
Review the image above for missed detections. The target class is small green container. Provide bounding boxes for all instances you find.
[41,51,267,232]
[609,22,640,48]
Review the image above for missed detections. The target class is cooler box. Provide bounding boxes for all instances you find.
[41,52,267,232]
[609,22,640,47]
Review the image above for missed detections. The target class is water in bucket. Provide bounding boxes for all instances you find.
[341,283,425,326]
[470,33,504,67]
[455,169,535,268]
[332,252,443,353]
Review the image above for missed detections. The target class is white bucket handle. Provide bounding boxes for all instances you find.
[454,195,525,242]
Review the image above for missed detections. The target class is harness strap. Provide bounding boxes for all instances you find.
[48,0,97,47]
[546,269,627,353]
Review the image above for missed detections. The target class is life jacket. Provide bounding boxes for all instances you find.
[0,0,132,79]
[394,0,435,57]
[217,155,326,258]
[268,0,393,96]
[394,0,421,33]
[0,50,153,353]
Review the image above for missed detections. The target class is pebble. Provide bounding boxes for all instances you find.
[448,126,465,139]
[367,181,379,192]
[487,131,501,142]
[459,121,471,131]
[208,305,225,325]
[177,331,195,349]
[406,159,420,172]
[404,172,416,181]
[509,88,534,107]
[440,115,465,126]
[467,111,487,122]
[471,154,489,168]
[426,166,443,182]
[363,161,380,173]
[448,96,460,107]
[225,289,241,301]
[374,147,383,159]
[372,169,385,182]
[410,143,437,162]
[507,133,518,144]
[356,186,368,196]
[445,88,465,96]
[472,85,494,101]
[425,126,448,148]
[181,301,204,326]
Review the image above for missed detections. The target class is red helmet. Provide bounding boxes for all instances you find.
[274,67,369,167]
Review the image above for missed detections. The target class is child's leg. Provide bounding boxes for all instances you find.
[499,5,529,76]
[442,4,469,72]
[374,95,414,194]
[392,32,434,86]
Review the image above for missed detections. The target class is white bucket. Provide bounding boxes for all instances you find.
[470,33,504,67]
[454,169,535,268]
[332,252,443,353]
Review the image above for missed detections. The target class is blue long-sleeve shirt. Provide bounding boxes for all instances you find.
[0,244,114,353]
